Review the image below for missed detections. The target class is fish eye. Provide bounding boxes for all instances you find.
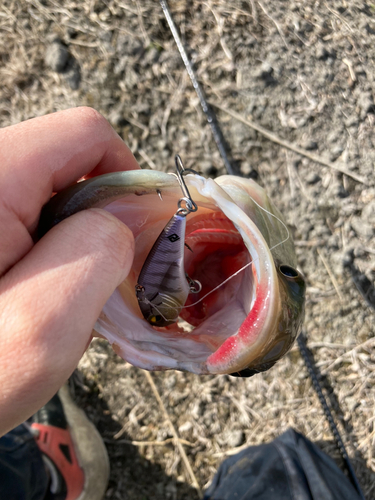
[279,264,299,278]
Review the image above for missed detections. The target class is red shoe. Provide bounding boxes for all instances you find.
[31,384,109,500]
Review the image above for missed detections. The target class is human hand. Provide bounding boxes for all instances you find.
[0,107,139,435]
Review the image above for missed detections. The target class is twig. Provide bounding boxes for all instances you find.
[326,4,353,33]
[257,1,288,48]
[134,0,150,45]
[357,426,375,451]
[143,370,202,496]
[118,2,145,16]
[285,151,296,199]
[306,341,348,349]
[105,437,195,447]
[138,148,157,169]
[320,338,375,372]
[213,440,254,457]
[317,248,344,302]
[212,102,366,184]
[362,246,375,256]
[161,74,186,140]
[204,1,233,60]
[248,0,258,23]
[342,58,356,82]
[123,116,150,140]
[69,39,100,48]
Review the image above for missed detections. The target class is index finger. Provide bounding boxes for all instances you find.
[0,107,139,227]
[0,107,140,274]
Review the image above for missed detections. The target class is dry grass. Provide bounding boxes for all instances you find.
[1,1,375,499]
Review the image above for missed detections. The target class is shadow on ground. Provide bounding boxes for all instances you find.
[314,438,374,500]
[300,335,375,499]
[69,372,200,500]
[69,366,375,500]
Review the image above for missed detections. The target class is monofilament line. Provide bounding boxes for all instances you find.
[182,198,290,309]
[143,200,290,318]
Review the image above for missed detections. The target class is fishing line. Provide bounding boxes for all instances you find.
[144,196,290,317]
[143,296,178,324]
[144,195,291,317]
[181,198,290,310]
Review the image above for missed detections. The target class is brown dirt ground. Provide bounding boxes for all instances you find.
[1,1,375,499]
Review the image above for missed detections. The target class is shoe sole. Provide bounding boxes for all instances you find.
[58,384,110,500]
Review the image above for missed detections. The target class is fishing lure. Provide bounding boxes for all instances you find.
[135,155,201,327]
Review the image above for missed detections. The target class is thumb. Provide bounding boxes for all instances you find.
[0,208,134,434]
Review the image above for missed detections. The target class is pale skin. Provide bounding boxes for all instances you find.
[0,107,140,436]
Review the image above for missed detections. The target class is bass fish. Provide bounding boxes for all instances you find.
[39,162,305,377]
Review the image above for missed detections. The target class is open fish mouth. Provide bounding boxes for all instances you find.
[40,170,306,376]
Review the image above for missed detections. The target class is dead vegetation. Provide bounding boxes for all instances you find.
[1,1,375,499]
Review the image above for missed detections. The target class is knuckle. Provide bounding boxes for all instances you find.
[74,107,112,135]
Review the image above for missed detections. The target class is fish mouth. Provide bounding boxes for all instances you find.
[94,175,281,375]
[39,169,304,375]
[182,212,251,331]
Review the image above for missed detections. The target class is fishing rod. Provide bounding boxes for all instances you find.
[160,0,237,176]
[297,333,365,499]
[159,2,365,498]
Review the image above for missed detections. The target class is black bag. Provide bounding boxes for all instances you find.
[204,428,362,500]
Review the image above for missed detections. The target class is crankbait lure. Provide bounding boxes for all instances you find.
[135,155,202,327]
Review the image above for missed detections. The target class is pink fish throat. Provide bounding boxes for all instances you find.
[178,211,270,372]
[182,211,251,327]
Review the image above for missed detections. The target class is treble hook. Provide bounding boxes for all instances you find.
[175,155,198,216]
